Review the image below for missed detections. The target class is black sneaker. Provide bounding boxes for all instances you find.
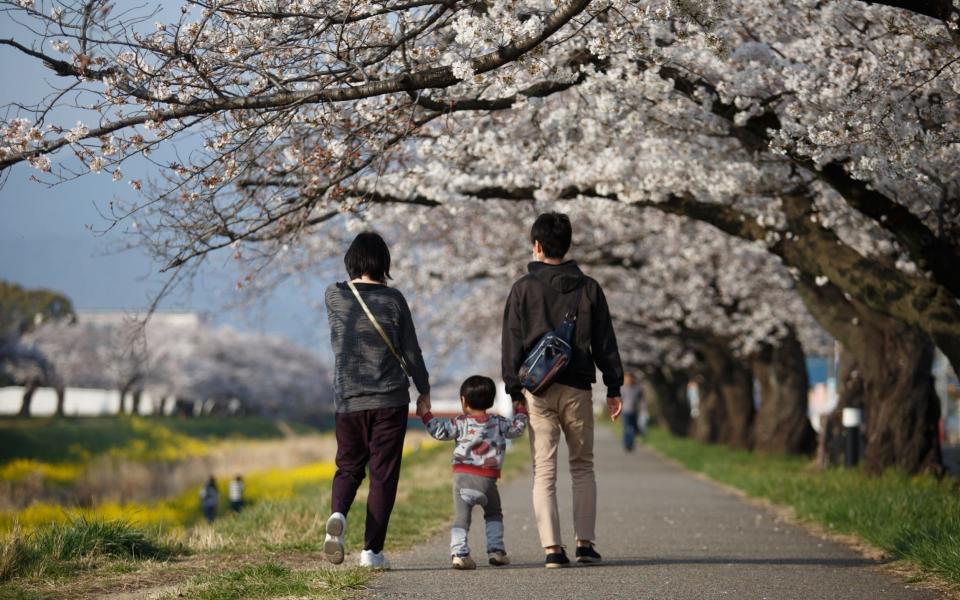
[544,548,571,569]
[576,544,602,564]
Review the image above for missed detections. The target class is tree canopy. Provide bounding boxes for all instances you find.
[2,0,958,472]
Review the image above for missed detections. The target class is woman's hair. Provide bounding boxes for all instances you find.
[530,212,572,259]
[460,375,497,410]
[345,231,392,281]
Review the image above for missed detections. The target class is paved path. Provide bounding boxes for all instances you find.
[371,427,940,599]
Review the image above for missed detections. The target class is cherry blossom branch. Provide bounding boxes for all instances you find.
[648,60,960,300]
[0,0,594,171]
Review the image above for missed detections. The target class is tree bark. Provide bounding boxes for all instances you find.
[54,384,66,417]
[119,385,131,415]
[131,389,142,416]
[644,366,691,436]
[693,343,755,449]
[752,328,817,455]
[19,378,38,418]
[796,277,942,474]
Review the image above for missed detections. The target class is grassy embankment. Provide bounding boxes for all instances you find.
[0,416,309,488]
[644,427,960,589]
[0,417,325,531]
[0,417,530,599]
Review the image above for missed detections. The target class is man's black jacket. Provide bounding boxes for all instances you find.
[501,260,624,401]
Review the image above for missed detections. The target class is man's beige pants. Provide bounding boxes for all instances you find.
[525,383,595,549]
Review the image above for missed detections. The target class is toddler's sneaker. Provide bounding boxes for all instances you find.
[487,550,510,566]
[575,544,602,564]
[359,549,391,570]
[452,554,477,570]
[323,512,346,565]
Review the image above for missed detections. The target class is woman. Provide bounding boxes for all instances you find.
[323,231,431,569]
[199,476,219,523]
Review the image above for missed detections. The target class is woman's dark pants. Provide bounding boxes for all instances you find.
[331,405,408,554]
[202,505,216,523]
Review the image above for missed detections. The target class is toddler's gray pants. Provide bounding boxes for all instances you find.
[451,472,504,557]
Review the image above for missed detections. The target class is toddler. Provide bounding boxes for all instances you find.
[417,375,528,570]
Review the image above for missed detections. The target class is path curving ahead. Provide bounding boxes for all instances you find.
[370,427,939,600]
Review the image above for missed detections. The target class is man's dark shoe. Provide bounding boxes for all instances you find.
[544,548,571,569]
[576,544,602,564]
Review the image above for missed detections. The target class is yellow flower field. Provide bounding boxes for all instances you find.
[0,437,438,533]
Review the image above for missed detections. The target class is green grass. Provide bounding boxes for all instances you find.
[0,518,184,582]
[0,416,314,465]
[160,563,370,600]
[646,428,960,587]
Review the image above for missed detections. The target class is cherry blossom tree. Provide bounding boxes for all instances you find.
[329,0,954,473]
[19,317,332,417]
[2,0,957,471]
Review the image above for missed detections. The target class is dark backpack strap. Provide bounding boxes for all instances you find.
[566,284,585,321]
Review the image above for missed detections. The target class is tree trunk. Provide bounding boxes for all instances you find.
[752,328,816,455]
[119,385,130,415]
[693,374,725,444]
[693,343,755,449]
[131,389,142,415]
[19,379,38,418]
[645,366,691,436]
[796,277,942,474]
[54,384,66,417]
[840,329,941,474]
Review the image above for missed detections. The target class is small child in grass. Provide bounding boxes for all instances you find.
[416,375,528,570]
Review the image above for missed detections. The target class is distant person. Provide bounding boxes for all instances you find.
[502,212,624,568]
[621,373,643,452]
[323,231,431,570]
[417,375,528,570]
[200,476,219,523]
[229,475,245,513]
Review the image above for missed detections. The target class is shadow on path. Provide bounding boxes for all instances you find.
[387,556,878,573]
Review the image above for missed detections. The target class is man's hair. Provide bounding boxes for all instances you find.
[530,213,572,259]
[460,375,497,410]
[344,231,392,281]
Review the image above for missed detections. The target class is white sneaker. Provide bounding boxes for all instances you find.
[323,512,346,565]
[359,549,391,570]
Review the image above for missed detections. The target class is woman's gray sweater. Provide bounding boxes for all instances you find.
[325,282,430,413]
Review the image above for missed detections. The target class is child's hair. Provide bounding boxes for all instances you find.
[530,212,572,259]
[460,375,497,410]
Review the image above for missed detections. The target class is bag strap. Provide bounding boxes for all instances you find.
[347,280,411,377]
[565,284,585,321]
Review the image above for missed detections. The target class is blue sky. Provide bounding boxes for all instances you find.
[0,8,333,359]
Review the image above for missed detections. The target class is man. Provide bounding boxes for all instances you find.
[502,212,624,568]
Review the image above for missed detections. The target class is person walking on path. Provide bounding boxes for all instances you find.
[502,212,624,569]
[323,231,432,570]
[229,474,245,513]
[621,373,644,452]
[199,476,219,523]
[417,375,529,570]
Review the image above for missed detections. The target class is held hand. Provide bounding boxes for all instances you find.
[417,393,431,414]
[607,396,623,422]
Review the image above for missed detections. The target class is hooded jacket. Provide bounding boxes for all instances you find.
[501,260,624,401]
